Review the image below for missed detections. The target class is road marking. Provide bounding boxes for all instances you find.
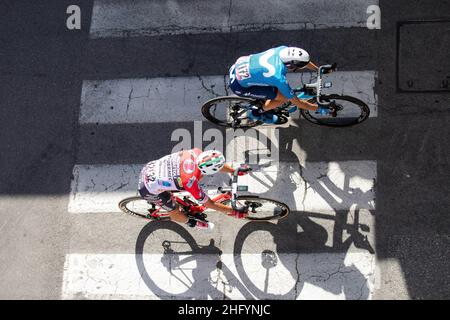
[68,164,142,214]
[89,0,379,38]
[68,2,381,301]
[68,161,375,214]
[79,71,377,124]
[62,252,376,299]
[79,75,228,124]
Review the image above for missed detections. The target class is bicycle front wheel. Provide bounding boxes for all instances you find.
[223,196,289,221]
[118,196,170,220]
[300,94,370,127]
[201,96,263,128]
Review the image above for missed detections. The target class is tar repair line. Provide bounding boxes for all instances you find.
[89,0,379,38]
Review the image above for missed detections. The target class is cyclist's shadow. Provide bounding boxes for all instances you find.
[135,220,255,299]
[231,125,375,299]
[233,210,373,300]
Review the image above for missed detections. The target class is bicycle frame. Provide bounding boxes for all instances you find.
[147,190,233,220]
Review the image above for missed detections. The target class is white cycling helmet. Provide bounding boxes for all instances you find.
[279,46,310,68]
[196,150,226,175]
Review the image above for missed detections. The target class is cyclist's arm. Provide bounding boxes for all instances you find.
[305,61,319,72]
[204,198,233,214]
[220,164,235,174]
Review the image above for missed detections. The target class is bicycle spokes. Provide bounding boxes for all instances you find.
[118,196,171,219]
[235,197,289,221]
[201,96,262,128]
[300,94,370,127]
[245,201,263,213]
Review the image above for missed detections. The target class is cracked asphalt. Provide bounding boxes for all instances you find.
[0,0,449,299]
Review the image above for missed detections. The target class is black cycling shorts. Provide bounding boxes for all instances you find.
[138,182,176,211]
[229,78,278,100]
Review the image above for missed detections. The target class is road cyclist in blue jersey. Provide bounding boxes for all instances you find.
[228,46,333,124]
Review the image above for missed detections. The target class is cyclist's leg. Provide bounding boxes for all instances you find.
[265,90,318,112]
[238,86,284,115]
[290,98,318,111]
[231,84,283,123]
[263,90,289,111]
[157,192,188,223]
[138,182,186,222]
[160,192,210,229]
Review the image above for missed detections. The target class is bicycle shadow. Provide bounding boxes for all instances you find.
[228,122,376,299]
[133,118,377,300]
[233,211,373,300]
[135,220,256,299]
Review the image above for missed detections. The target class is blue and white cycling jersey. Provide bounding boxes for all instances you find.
[229,46,295,99]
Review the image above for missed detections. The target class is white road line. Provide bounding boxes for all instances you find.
[79,71,377,124]
[79,75,228,124]
[68,164,143,214]
[89,0,378,38]
[62,252,376,300]
[68,161,375,214]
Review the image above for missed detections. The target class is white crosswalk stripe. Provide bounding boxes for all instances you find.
[79,72,377,124]
[65,0,379,300]
[68,161,376,214]
[62,253,376,300]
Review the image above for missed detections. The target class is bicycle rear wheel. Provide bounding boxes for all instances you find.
[201,96,263,128]
[223,196,289,221]
[300,94,370,127]
[118,196,170,220]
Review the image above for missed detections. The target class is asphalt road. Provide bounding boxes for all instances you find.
[0,0,449,299]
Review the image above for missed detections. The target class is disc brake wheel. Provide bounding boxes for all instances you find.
[223,195,290,221]
[118,196,169,220]
[300,94,370,127]
[201,96,263,128]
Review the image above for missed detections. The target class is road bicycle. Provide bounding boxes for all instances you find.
[201,64,370,128]
[118,166,290,226]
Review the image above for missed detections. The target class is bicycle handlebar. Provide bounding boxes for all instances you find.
[303,63,337,105]
[217,165,252,210]
[231,165,252,210]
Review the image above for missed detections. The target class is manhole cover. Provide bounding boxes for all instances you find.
[398,20,450,92]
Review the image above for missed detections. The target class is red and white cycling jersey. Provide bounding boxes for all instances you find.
[139,148,209,204]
